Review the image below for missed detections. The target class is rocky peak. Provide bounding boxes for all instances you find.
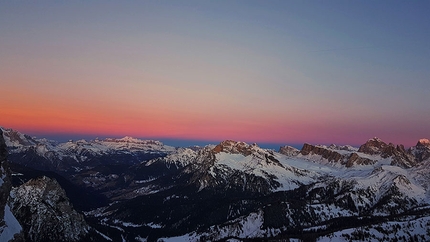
[279,145,300,156]
[411,138,430,162]
[345,153,375,167]
[358,138,416,168]
[1,127,37,148]
[417,139,430,147]
[212,140,263,157]
[300,143,343,163]
[358,137,388,155]
[300,143,376,167]
[10,176,90,242]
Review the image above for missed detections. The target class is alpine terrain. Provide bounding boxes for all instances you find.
[2,127,430,241]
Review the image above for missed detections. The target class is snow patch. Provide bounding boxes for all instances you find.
[0,205,22,242]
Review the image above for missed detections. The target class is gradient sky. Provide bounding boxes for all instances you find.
[1,1,429,147]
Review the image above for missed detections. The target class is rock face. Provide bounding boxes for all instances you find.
[279,145,300,156]
[359,138,416,168]
[300,143,344,162]
[0,129,22,241]
[300,143,375,167]
[213,140,259,156]
[357,137,388,155]
[0,130,11,231]
[10,176,90,242]
[412,139,430,162]
[345,153,374,167]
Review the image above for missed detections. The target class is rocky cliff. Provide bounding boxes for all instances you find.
[279,145,300,156]
[359,138,416,168]
[10,176,90,242]
[0,129,22,241]
[0,129,11,234]
[300,143,375,167]
[411,139,430,162]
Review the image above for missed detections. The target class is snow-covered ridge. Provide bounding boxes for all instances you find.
[146,147,198,168]
[1,128,176,164]
[58,137,175,154]
[1,127,174,150]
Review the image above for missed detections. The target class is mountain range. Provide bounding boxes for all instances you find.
[1,127,430,241]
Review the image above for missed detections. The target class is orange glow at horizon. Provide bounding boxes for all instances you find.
[2,80,426,147]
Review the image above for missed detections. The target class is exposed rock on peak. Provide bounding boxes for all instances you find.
[279,145,300,156]
[212,140,267,157]
[300,143,343,163]
[10,176,90,242]
[300,143,375,167]
[417,139,430,147]
[358,138,416,168]
[383,144,416,168]
[345,153,374,167]
[358,137,388,155]
[411,138,430,162]
[213,140,247,154]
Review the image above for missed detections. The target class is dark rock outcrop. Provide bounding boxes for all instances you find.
[0,129,23,241]
[300,143,343,163]
[0,129,11,229]
[345,153,374,167]
[10,176,90,242]
[384,144,416,168]
[412,139,430,162]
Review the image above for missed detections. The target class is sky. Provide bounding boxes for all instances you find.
[1,1,429,148]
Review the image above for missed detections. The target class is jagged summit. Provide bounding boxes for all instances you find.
[212,140,263,156]
[418,138,430,147]
[279,145,300,156]
[358,137,388,155]
[10,176,90,241]
[370,137,384,142]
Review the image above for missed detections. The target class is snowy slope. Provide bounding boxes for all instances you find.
[0,205,22,242]
[152,139,430,241]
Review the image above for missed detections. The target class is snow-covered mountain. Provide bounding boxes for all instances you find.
[3,127,430,241]
[81,138,430,241]
[1,127,175,172]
